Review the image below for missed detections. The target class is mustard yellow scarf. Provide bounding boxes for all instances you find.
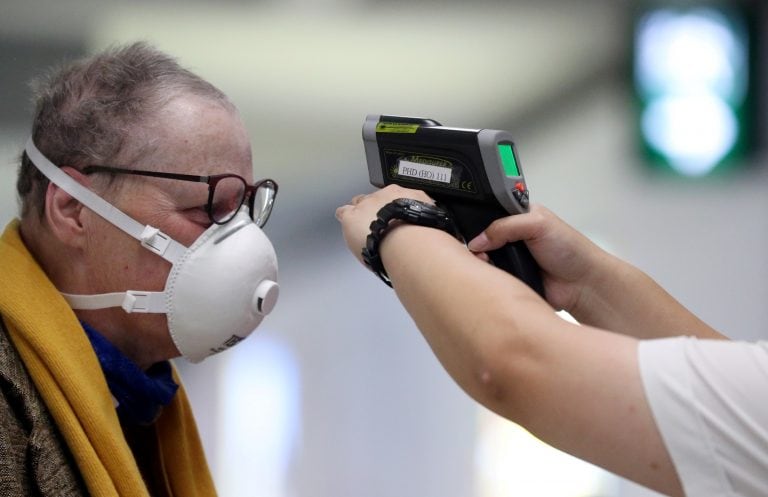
[0,219,216,497]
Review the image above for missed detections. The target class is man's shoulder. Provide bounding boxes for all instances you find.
[0,317,35,397]
[0,315,53,443]
[0,316,90,497]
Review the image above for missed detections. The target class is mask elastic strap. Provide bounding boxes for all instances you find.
[62,291,168,313]
[25,138,186,265]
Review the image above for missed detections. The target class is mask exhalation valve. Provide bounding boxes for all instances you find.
[253,280,279,315]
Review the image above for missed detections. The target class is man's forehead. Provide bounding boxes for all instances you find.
[133,97,252,179]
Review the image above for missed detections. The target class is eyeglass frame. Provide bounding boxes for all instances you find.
[81,165,278,227]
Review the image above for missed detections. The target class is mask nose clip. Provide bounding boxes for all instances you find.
[252,280,279,315]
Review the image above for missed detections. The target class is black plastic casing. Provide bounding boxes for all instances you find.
[363,114,544,297]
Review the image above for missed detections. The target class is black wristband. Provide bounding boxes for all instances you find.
[361,198,462,287]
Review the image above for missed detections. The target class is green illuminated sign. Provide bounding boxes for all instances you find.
[633,5,753,177]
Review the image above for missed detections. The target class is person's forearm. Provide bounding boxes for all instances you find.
[345,197,686,495]
[379,224,559,408]
[572,251,726,339]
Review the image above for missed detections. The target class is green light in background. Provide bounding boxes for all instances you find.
[633,4,753,177]
[498,143,520,177]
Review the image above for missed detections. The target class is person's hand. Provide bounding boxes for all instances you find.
[335,185,433,265]
[467,204,609,313]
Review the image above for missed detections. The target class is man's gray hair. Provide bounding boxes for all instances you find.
[17,41,233,218]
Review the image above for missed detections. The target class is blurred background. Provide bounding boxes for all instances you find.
[1,0,766,496]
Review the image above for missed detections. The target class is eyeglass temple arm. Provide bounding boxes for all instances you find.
[25,139,188,263]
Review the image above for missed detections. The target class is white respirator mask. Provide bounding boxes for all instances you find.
[25,139,279,363]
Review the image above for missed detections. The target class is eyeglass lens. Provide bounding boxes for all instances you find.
[211,176,276,226]
[251,181,277,227]
[210,176,247,224]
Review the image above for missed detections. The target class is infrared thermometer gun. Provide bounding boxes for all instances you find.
[362,114,545,297]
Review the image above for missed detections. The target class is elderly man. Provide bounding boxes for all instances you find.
[0,43,279,496]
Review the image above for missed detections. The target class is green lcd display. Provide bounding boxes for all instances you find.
[498,143,519,177]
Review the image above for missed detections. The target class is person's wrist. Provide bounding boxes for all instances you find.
[379,224,462,281]
[567,249,628,322]
[361,198,462,287]
[378,222,421,254]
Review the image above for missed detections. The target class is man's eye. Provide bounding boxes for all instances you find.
[184,206,211,225]
[210,199,240,221]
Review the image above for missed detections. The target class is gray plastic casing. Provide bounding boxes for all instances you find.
[363,114,385,187]
[477,129,528,215]
[362,114,529,215]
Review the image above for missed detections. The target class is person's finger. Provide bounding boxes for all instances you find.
[468,204,547,252]
[334,204,351,220]
[473,251,490,263]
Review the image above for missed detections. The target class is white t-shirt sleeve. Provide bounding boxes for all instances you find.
[638,337,768,497]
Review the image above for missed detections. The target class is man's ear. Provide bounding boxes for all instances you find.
[44,167,91,249]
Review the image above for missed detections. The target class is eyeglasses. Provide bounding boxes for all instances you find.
[82,165,278,227]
